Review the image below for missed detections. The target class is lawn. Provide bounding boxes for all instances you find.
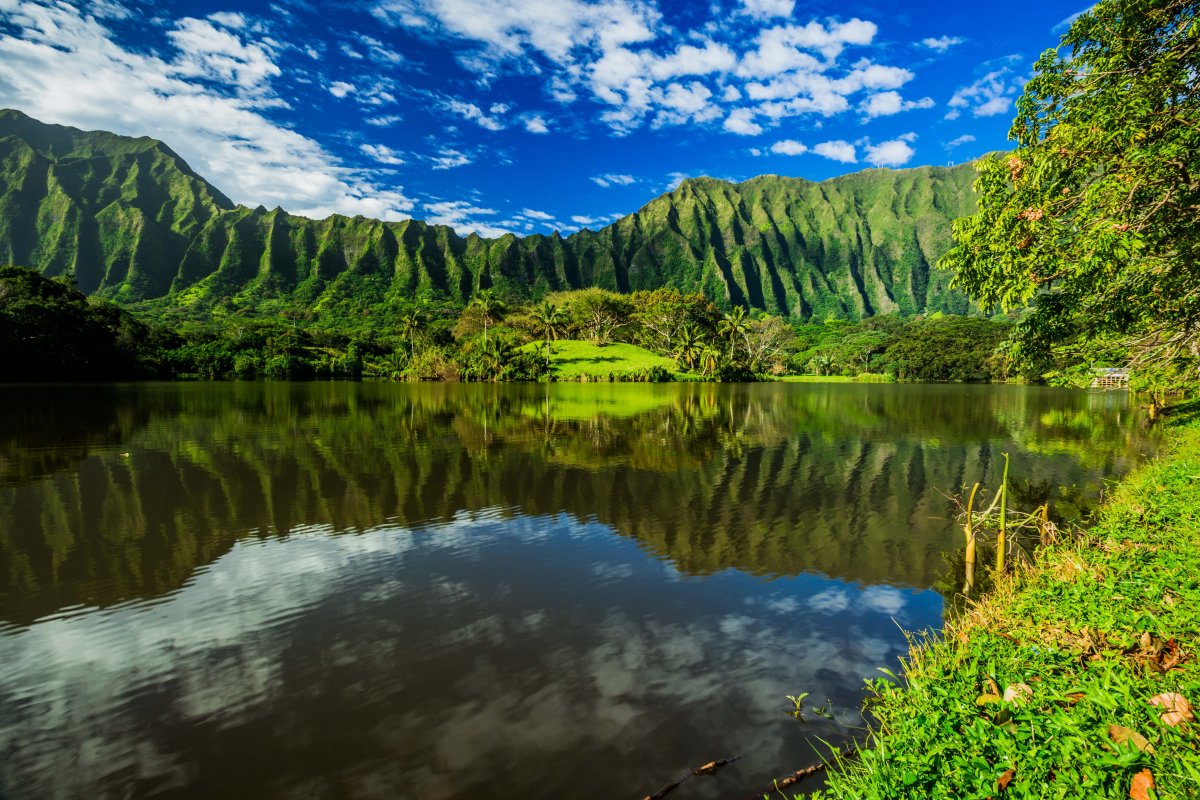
[527,339,678,381]
[810,408,1200,799]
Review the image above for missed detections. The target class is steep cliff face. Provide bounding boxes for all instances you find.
[0,108,977,316]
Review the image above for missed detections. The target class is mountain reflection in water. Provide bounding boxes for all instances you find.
[0,382,1155,799]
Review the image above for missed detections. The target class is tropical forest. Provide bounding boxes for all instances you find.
[0,0,1197,798]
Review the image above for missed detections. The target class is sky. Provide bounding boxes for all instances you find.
[0,0,1090,238]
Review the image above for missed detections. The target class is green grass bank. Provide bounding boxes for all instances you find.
[812,411,1200,799]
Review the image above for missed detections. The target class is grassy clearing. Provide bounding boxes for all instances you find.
[812,411,1200,799]
[779,373,895,383]
[529,340,677,381]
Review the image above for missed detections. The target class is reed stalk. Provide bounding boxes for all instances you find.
[995,453,1010,573]
[963,482,980,596]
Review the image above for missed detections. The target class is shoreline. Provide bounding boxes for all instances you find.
[811,405,1200,798]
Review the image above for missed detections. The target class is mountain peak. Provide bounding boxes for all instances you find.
[0,109,978,318]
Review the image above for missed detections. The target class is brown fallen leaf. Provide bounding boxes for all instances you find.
[1108,724,1154,753]
[1130,768,1154,800]
[1004,683,1033,706]
[997,768,1015,791]
[1065,692,1086,705]
[1149,692,1194,727]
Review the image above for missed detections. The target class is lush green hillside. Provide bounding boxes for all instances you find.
[0,109,977,318]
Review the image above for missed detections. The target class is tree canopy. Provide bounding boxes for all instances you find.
[941,0,1199,397]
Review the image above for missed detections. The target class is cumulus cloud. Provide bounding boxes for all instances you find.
[769,138,806,155]
[424,200,514,237]
[920,35,963,52]
[360,143,405,165]
[864,134,916,167]
[430,148,473,169]
[812,139,857,163]
[591,173,636,188]
[444,98,506,130]
[740,0,795,19]
[523,114,549,133]
[373,2,915,136]
[723,107,763,135]
[860,91,934,118]
[945,133,976,149]
[0,1,414,220]
[946,64,1024,119]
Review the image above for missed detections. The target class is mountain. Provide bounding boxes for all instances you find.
[0,109,978,317]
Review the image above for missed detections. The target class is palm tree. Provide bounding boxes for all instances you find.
[674,324,704,371]
[717,305,749,361]
[479,338,513,381]
[399,307,423,360]
[530,299,567,366]
[699,346,721,376]
[471,289,506,346]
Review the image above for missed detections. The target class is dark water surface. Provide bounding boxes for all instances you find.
[0,382,1156,799]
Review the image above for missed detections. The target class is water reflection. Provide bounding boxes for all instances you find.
[0,382,1155,799]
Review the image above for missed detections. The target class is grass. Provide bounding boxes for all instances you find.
[780,373,895,383]
[809,408,1200,799]
[529,340,677,381]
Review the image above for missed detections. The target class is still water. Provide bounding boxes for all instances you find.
[0,382,1156,799]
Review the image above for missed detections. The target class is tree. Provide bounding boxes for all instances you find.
[717,305,750,361]
[399,307,424,360]
[471,289,506,346]
[674,324,704,370]
[742,316,795,374]
[564,288,631,345]
[530,299,567,366]
[940,0,1200,396]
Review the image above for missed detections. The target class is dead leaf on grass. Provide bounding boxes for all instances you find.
[1004,683,1033,706]
[997,768,1015,791]
[1108,724,1154,753]
[1149,692,1194,726]
[1130,768,1154,800]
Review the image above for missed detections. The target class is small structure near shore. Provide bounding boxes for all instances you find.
[1090,368,1130,389]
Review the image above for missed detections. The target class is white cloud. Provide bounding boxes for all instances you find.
[520,208,555,220]
[591,173,636,188]
[444,98,506,130]
[569,213,619,228]
[723,107,762,135]
[0,0,414,220]
[167,14,281,96]
[366,114,403,126]
[740,0,795,19]
[424,200,514,237]
[360,143,405,165]
[860,91,934,118]
[946,133,976,149]
[523,114,549,133]
[812,139,856,163]
[864,135,916,167]
[921,35,963,52]
[430,148,473,169]
[946,65,1023,119]
[1053,6,1092,33]
[373,3,908,136]
[769,139,806,155]
[329,80,356,98]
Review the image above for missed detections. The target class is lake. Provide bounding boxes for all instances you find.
[0,382,1156,799]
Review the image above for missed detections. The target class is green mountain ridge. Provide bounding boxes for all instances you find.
[0,108,978,317]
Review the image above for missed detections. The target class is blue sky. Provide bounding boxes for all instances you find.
[0,0,1088,237]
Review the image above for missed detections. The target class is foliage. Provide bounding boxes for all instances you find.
[0,265,168,379]
[812,414,1200,799]
[940,0,1200,398]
